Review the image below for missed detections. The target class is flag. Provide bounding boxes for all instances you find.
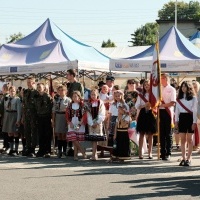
[149,41,161,110]
[49,75,54,97]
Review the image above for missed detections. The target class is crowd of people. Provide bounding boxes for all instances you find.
[0,69,200,166]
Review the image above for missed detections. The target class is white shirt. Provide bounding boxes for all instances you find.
[68,102,85,133]
[109,102,129,116]
[99,92,112,101]
[135,93,149,109]
[160,84,176,114]
[175,96,198,123]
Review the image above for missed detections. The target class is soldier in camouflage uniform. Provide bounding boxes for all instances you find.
[35,83,53,158]
[22,78,38,157]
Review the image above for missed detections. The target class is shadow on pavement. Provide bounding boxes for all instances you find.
[96,176,200,199]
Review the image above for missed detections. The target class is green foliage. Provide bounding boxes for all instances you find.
[129,23,159,46]
[6,32,24,43]
[101,39,116,48]
[158,1,200,20]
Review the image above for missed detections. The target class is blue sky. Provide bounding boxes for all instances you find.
[0,0,191,48]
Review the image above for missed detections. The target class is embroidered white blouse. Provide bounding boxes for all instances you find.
[87,100,106,126]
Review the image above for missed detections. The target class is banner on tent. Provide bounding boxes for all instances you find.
[0,61,78,75]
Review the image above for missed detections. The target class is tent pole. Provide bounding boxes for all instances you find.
[145,72,148,79]
[175,0,177,28]
[77,68,80,82]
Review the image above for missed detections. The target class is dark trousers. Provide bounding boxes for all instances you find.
[159,109,173,157]
[24,111,37,149]
[38,115,52,154]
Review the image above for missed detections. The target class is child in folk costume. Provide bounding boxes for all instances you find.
[107,90,129,146]
[135,79,157,159]
[2,86,21,156]
[111,103,131,162]
[175,81,198,166]
[66,91,87,161]
[99,85,113,111]
[52,85,71,158]
[86,89,106,160]
[99,84,113,151]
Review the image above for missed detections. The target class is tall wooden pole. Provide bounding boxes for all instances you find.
[156,33,162,160]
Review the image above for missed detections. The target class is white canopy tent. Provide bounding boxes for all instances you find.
[0,19,110,80]
[110,26,200,73]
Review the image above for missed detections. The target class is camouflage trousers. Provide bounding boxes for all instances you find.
[24,110,38,149]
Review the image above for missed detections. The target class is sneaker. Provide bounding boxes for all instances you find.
[179,160,185,166]
[62,152,67,158]
[2,147,9,154]
[7,150,15,156]
[43,153,51,158]
[13,150,19,156]
[184,160,191,166]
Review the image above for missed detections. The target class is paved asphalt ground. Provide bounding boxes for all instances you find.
[0,142,200,200]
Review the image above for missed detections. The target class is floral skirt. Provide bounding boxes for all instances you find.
[67,131,85,142]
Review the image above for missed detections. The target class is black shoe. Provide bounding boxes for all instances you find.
[67,148,74,157]
[184,160,191,166]
[36,152,44,157]
[27,152,35,157]
[26,148,35,157]
[179,160,185,166]
[161,155,170,161]
[22,149,28,156]
[57,152,62,158]
[160,155,165,160]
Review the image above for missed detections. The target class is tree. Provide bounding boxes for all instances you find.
[6,32,24,43]
[158,1,200,20]
[128,23,158,46]
[101,39,116,48]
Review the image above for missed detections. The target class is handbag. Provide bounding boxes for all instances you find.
[128,120,136,139]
